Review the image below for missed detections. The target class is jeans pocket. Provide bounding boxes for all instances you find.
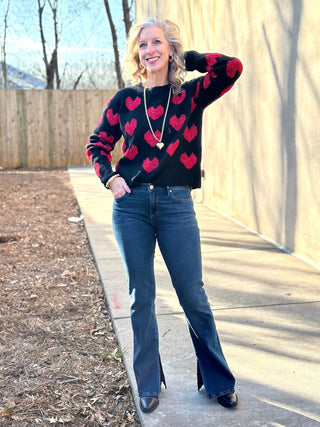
[167,186,191,202]
[114,191,130,202]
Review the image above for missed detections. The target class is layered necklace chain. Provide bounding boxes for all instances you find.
[143,86,172,150]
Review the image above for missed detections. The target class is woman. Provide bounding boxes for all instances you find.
[86,18,242,413]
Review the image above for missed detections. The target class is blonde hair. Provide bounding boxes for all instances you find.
[124,18,185,94]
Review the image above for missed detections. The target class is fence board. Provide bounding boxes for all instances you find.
[0,89,116,168]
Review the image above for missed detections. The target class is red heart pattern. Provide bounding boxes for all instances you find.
[142,157,159,173]
[86,148,92,161]
[147,105,164,120]
[183,125,198,142]
[125,119,137,136]
[100,150,112,163]
[125,96,141,111]
[106,109,120,126]
[99,132,114,144]
[92,141,112,151]
[172,90,186,105]
[226,59,243,78]
[169,114,185,131]
[166,140,179,156]
[144,130,160,147]
[180,152,197,169]
[124,144,138,160]
[191,98,197,113]
[203,74,210,89]
[205,53,221,66]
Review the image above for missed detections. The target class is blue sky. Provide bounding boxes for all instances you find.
[1,0,132,88]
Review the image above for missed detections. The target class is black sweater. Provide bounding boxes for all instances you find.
[86,51,243,189]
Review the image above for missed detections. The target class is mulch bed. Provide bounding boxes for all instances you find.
[0,170,140,426]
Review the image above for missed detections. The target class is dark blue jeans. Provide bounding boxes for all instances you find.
[112,184,235,398]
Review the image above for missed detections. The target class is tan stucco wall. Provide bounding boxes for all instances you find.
[135,1,320,268]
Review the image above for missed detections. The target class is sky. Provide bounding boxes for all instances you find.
[0,0,133,88]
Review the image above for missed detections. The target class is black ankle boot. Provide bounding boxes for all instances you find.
[139,396,159,413]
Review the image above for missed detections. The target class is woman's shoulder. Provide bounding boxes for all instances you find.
[106,84,142,108]
[117,84,143,98]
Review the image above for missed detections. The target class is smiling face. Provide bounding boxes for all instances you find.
[138,25,173,85]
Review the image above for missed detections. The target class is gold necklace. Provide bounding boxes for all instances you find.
[143,86,172,150]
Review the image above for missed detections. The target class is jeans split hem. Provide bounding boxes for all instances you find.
[206,389,235,400]
[139,392,161,398]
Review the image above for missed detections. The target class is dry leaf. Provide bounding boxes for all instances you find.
[1,407,14,417]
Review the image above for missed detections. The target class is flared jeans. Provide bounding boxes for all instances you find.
[112,184,235,398]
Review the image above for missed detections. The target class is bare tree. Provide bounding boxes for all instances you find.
[0,0,10,89]
[103,0,125,89]
[37,0,60,89]
[122,0,133,37]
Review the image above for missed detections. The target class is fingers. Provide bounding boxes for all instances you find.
[109,177,131,199]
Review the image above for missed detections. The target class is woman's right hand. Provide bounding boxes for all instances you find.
[109,176,131,199]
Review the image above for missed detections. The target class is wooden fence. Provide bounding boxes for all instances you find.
[0,89,122,168]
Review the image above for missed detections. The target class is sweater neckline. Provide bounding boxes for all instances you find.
[138,83,170,94]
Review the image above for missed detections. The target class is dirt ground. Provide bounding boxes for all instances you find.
[0,170,140,426]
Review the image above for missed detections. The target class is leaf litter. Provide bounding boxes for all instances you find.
[0,170,140,426]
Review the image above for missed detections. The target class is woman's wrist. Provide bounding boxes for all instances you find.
[106,174,120,189]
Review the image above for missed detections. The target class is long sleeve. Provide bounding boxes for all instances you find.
[86,51,243,190]
[184,50,243,109]
[86,94,123,186]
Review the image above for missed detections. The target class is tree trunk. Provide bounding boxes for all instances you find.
[38,0,60,89]
[1,0,10,89]
[122,0,132,37]
[103,0,125,89]
[48,0,60,88]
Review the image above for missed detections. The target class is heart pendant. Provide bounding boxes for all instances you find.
[156,142,164,150]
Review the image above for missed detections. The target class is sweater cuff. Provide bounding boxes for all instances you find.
[184,50,202,72]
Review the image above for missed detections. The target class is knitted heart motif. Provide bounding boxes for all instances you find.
[191,98,197,113]
[125,119,137,136]
[101,150,112,163]
[106,109,120,126]
[92,141,112,151]
[142,157,159,173]
[99,132,114,144]
[144,130,161,147]
[205,53,221,66]
[86,148,92,162]
[172,90,186,105]
[183,124,198,142]
[180,152,197,169]
[227,59,243,78]
[147,105,164,120]
[125,96,141,111]
[124,145,138,160]
[203,74,210,89]
[166,139,179,156]
[169,114,185,131]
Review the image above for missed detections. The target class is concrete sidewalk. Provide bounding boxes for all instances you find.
[69,166,320,427]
